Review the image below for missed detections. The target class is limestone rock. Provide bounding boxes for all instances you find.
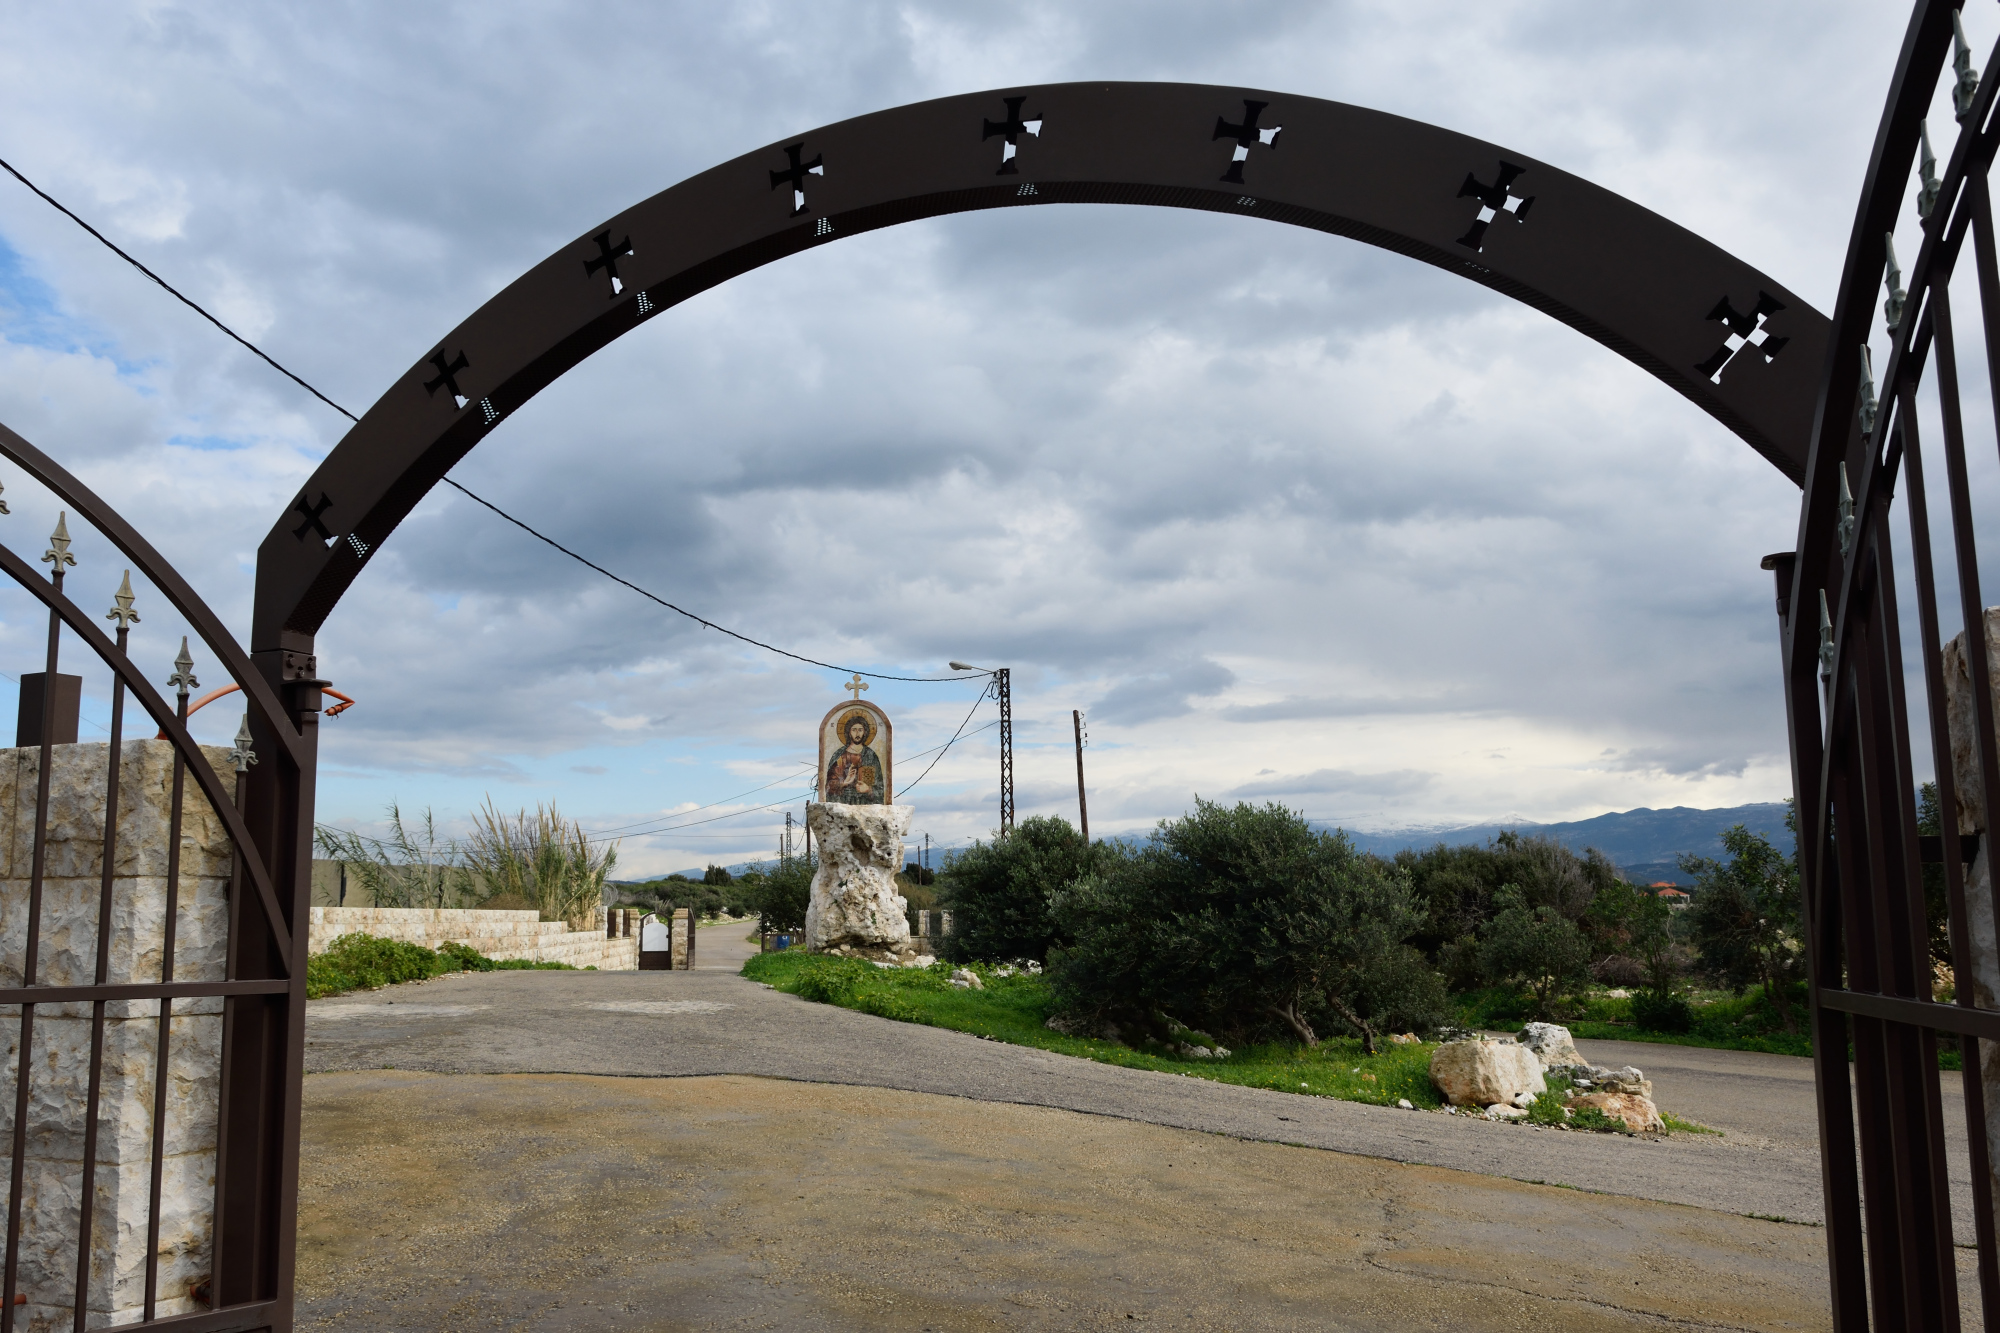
[805,803,913,952]
[1568,1091,1664,1133]
[1429,1039,1544,1107]
[950,968,984,990]
[1485,1103,1528,1120]
[1515,1022,1582,1070]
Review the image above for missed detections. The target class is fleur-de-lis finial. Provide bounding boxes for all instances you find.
[106,570,140,630]
[1882,233,1907,333]
[1857,345,1879,436]
[1955,10,1982,122]
[1918,121,1942,220]
[229,714,257,773]
[1819,589,1837,683]
[42,512,76,570]
[1838,463,1857,559]
[168,637,198,699]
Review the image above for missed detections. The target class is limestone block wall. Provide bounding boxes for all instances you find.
[0,739,234,1330]
[307,906,637,971]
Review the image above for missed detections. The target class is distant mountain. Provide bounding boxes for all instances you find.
[1326,803,1794,886]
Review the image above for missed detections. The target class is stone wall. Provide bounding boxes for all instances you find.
[0,739,234,1329]
[307,905,638,971]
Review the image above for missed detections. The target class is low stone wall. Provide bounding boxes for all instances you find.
[307,906,637,971]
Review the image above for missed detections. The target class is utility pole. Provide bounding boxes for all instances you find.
[924,831,931,875]
[1073,708,1089,844]
[784,809,795,864]
[950,661,1014,835]
[996,667,1014,834]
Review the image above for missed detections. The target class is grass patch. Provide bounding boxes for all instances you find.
[308,933,576,999]
[743,951,1445,1108]
[1660,1113,1720,1135]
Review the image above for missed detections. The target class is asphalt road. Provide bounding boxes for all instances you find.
[305,922,1973,1240]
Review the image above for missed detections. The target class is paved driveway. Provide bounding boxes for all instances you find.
[305,925,1975,1241]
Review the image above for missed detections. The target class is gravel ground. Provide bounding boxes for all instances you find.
[297,1070,1859,1332]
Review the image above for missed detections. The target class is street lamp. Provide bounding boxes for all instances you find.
[950,661,1013,833]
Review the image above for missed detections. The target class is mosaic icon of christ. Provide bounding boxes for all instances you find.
[826,711,885,804]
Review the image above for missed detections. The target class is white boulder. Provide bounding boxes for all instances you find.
[1568,1091,1664,1133]
[805,802,914,953]
[1515,1022,1583,1069]
[1430,1039,1545,1108]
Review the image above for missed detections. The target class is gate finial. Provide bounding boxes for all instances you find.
[106,570,139,629]
[0,481,11,516]
[229,714,257,773]
[1954,11,1982,122]
[1819,589,1836,683]
[1882,233,1907,332]
[1918,121,1942,219]
[1857,345,1879,437]
[1837,464,1857,558]
[168,637,198,698]
[42,512,75,569]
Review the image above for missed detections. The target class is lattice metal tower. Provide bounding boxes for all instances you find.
[996,668,1013,834]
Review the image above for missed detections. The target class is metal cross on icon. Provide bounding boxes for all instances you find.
[844,673,869,700]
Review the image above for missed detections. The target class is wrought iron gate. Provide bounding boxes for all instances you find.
[1786,1,2000,1327]
[0,424,314,1332]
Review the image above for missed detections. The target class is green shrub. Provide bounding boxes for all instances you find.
[936,815,1105,962]
[1631,990,1694,1032]
[1049,800,1448,1053]
[750,855,813,934]
[306,932,574,999]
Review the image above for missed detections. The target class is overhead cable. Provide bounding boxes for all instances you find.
[0,154,982,685]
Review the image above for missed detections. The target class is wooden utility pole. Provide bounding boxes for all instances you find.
[1073,709,1089,843]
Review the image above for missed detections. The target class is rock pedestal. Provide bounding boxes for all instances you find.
[0,740,234,1329]
[805,803,919,961]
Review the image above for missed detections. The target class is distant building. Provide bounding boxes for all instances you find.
[1649,883,1691,909]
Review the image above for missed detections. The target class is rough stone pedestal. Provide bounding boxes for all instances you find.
[805,803,920,962]
[0,740,234,1330]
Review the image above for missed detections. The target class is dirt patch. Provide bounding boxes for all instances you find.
[297,1070,1845,1331]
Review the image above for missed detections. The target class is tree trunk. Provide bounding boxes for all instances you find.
[1326,995,1378,1056]
[1267,1002,1320,1049]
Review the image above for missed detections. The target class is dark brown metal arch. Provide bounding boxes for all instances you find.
[251,80,1831,654]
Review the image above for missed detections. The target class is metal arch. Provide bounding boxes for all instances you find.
[251,81,1830,651]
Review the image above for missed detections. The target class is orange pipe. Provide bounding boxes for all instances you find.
[154,684,354,739]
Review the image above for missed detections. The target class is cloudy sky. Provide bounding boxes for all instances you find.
[0,3,1941,875]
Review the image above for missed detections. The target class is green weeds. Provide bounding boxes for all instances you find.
[744,951,1443,1108]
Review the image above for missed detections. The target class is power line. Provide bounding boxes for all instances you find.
[898,681,992,797]
[0,154,983,686]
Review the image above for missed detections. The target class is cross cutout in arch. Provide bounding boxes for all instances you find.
[291,491,334,546]
[769,143,825,217]
[1455,161,1534,252]
[424,349,471,409]
[982,96,1043,175]
[1695,292,1790,384]
[1213,100,1281,184]
[583,230,634,297]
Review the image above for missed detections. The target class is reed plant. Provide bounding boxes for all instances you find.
[461,799,617,930]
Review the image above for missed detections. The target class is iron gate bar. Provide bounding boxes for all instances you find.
[147,655,195,1320]
[0,981,292,1006]
[0,544,295,964]
[250,81,1835,654]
